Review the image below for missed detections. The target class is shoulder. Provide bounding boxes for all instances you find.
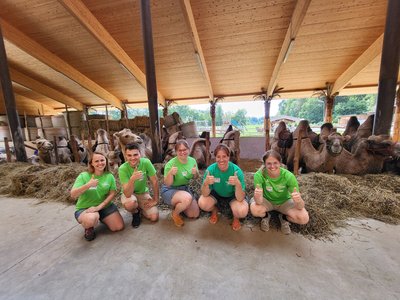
[119,162,130,170]
[280,168,295,179]
[230,162,244,174]
[188,156,196,164]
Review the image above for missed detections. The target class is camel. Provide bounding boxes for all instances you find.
[271,121,293,164]
[345,114,374,152]
[56,136,72,163]
[93,129,110,155]
[335,135,393,175]
[220,125,240,164]
[33,137,55,164]
[163,131,185,163]
[190,138,211,169]
[299,132,348,173]
[69,135,89,164]
[343,116,360,137]
[113,128,152,160]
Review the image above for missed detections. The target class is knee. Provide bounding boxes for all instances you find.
[186,204,200,219]
[82,213,99,227]
[124,201,138,212]
[250,204,266,217]
[232,202,249,218]
[110,222,125,232]
[180,195,192,209]
[148,213,159,222]
[298,212,309,225]
[198,196,214,211]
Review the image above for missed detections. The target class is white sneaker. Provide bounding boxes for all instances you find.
[279,214,291,235]
[260,214,271,232]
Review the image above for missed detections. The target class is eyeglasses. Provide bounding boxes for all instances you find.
[266,162,280,167]
[177,148,188,153]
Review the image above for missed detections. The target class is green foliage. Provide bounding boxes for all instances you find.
[278,94,376,124]
[231,109,248,125]
[169,105,211,123]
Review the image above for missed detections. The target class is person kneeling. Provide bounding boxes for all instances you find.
[118,143,159,228]
[250,150,309,234]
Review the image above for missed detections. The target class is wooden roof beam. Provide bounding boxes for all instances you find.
[0,18,123,110]
[267,0,311,98]
[331,34,384,95]
[10,68,84,110]
[180,0,214,100]
[59,0,166,107]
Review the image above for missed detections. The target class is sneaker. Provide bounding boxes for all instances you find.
[84,227,96,241]
[260,214,271,232]
[279,214,291,235]
[171,212,184,227]
[131,210,141,228]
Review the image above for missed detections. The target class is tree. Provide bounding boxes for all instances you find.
[299,98,324,123]
[231,109,248,126]
[216,105,223,126]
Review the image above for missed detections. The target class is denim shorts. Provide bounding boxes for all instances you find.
[161,184,194,206]
[74,203,119,222]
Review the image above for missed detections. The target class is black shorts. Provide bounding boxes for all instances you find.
[74,203,119,222]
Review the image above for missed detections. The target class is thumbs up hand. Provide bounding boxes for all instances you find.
[291,187,301,203]
[88,174,98,188]
[169,165,178,176]
[191,166,198,175]
[228,171,239,186]
[254,183,263,204]
[205,170,215,185]
[131,166,143,182]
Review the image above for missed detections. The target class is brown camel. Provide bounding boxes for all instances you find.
[335,135,393,175]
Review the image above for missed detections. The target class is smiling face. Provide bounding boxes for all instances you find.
[90,153,107,174]
[264,156,281,178]
[215,149,230,172]
[126,148,141,167]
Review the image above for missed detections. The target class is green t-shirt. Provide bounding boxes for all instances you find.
[253,167,299,205]
[73,172,117,210]
[164,156,198,186]
[202,162,245,198]
[118,158,157,194]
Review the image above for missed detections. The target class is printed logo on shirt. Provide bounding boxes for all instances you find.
[266,186,273,192]
[182,171,188,176]
[214,177,221,183]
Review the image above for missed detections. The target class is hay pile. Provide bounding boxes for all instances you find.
[0,162,399,239]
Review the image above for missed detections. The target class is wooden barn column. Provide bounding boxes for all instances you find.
[264,97,272,151]
[373,0,400,135]
[0,24,27,162]
[392,87,400,142]
[140,0,162,162]
[324,95,335,123]
[210,99,217,137]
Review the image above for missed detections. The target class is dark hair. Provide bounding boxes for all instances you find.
[125,142,141,151]
[175,139,190,151]
[262,150,282,163]
[214,144,230,157]
[88,151,110,173]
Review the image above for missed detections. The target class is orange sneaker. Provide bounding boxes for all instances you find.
[209,211,218,224]
[231,218,241,231]
[171,212,184,227]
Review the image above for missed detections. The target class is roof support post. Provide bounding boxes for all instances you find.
[0,24,27,162]
[140,0,162,163]
[264,98,272,151]
[392,88,400,142]
[324,95,335,124]
[373,0,400,135]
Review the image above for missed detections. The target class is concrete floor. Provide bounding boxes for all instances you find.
[0,197,399,300]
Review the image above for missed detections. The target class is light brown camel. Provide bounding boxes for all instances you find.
[335,135,393,175]
[163,131,185,163]
[190,138,211,169]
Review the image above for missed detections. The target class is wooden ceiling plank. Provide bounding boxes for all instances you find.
[180,0,214,100]
[0,18,123,110]
[267,0,311,97]
[14,93,56,115]
[331,34,384,95]
[10,67,84,110]
[59,0,165,106]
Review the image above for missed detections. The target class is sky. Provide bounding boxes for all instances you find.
[190,99,282,118]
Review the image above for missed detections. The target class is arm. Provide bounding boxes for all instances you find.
[229,171,245,202]
[86,190,116,213]
[70,175,98,199]
[122,169,142,198]
[164,166,177,187]
[149,175,159,205]
[201,170,214,197]
[291,187,305,210]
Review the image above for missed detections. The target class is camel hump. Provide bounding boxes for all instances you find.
[190,138,207,154]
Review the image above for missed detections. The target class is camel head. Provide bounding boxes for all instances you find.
[114,128,143,145]
[33,137,54,152]
[96,129,109,143]
[321,132,348,156]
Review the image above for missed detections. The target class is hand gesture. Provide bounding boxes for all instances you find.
[88,174,98,188]
[191,166,198,175]
[131,167,143,182]
[204,170,215,185]
[254,183,263,204]
[143,198,157,209]
[291,187,302,204]
[169,165,178,176]
[228,171,239,186]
